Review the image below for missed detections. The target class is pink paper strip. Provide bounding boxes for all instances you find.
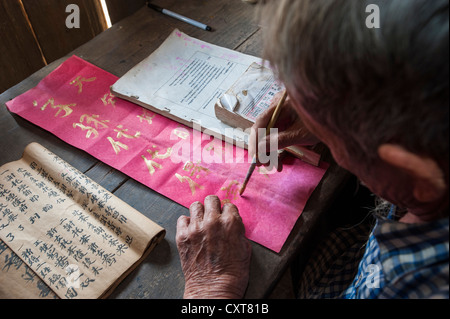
[6,56,328,252]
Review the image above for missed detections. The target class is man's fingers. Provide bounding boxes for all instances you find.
[177,215,190,229]
[203,195,222,223]
[221,203,245,234]
[249,103,280,161]
[250,93,287,163]
[176,215,190,244]
[254,105,277,129]
[221,202,240,219]
[258,129,303,152]
[255,91,284,128]
[189,201,204,229]
[277,151,287,172]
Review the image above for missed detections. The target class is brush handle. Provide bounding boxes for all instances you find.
[240,91,287,196]
[265,91,287,135]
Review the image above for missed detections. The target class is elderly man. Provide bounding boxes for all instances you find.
[176,0,449,298]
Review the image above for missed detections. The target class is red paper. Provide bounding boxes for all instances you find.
[6,56,328,252]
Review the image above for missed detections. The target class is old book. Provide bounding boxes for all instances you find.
[0,143,165,299]
[110,29,263,148]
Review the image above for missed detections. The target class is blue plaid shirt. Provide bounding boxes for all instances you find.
[342,207,449,298]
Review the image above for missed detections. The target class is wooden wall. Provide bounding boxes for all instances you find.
[0,0,146,94]
[106,0,147,25]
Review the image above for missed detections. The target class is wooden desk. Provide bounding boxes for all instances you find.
[0,0,349,298]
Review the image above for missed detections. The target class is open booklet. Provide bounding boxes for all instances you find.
[110,29,264,148]
[0,143,165,299]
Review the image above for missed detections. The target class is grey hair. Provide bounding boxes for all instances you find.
[262,0,449,178]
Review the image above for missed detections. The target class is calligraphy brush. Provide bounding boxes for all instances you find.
[239,90,288,196]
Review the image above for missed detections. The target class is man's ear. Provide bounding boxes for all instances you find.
[378,144,446,203]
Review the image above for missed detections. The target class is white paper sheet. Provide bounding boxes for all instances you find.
[111,29,263,147]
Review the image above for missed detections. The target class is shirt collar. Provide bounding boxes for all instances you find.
[373,217,449,281]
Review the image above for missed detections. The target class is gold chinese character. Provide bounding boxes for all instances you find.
[80,114,109,129]
[101,92,116,107]
[205,141,234,160]
[175,173,204,195]
[73,123,99,139]
[141,146,173,176]
[172,128,190,140]
[38,98,76,118]
[142,155,163,175]
[53,104,75,118]
[69,76,96,94]
[220,180,241,204]
[183,161,210,179]
[147,146,172,160]
[114,125,141,139]
[137,110,156,125]
[107,137,129,155]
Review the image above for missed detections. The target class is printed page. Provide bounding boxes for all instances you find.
[0,143,165,299]
[111,29,263,147]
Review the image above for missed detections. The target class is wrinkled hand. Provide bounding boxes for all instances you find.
[248,92,319,170]
[176,195,252,299]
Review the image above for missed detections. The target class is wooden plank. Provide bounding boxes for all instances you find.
[84,162,129,193]
[0,0,46,93]
[107,180,186,299]
[66,0,263,78]
[235,28,263,57]
[21,0,107,64]
[105,0,147,25]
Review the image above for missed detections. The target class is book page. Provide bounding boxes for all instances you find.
[0,240,57,298]
[111,29,263,147]
[0,143,165,299]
